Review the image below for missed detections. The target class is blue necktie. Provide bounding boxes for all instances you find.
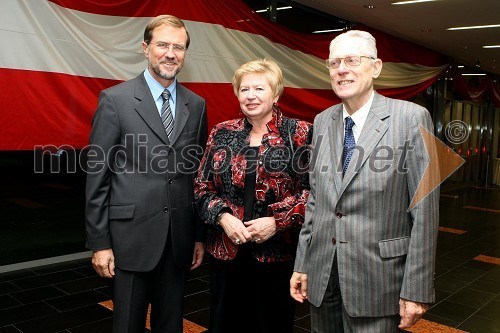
[161,89,174,138]
[342,117,356,176]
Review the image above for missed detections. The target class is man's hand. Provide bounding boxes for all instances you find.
[92,249,115,278]
[290,272,309,303]
[399,298,429,329]
[191,242,205,270]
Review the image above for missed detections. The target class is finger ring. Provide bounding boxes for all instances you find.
[234,238,240,244]
[255,238,261,242]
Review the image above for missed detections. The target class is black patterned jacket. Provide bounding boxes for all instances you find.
[194,109,312,262]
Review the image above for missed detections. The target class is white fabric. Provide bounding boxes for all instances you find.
[1,0,446,90]
[375,62,448,89]
[342,91,374,141]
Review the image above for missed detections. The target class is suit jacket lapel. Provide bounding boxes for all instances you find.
[329,106,344,196]
[134,74,170,144]
[169,84,190,145]
[340,93,390,194]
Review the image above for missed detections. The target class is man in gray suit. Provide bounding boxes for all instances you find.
[85,15,207,332]
[290,30,439,332]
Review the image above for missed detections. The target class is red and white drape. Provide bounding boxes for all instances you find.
[0,0,449,150]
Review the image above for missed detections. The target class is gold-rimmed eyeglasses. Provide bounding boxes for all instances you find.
[151,41,186,54]
[325,56,375,69]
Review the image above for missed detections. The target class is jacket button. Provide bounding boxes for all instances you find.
[332,237,336,244]
[336,212,343,219]
[163,207,169,213]
[168,179,173,184]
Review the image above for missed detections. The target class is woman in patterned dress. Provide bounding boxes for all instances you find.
[194,58,313,333]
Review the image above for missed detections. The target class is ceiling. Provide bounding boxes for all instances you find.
[294,0,500,76]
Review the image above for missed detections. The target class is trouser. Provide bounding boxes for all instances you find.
[310,255,400,333]
[112,234,186,333]
[209,248,296,333]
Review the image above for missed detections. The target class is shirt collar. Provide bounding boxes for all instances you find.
[342,90,374,130]
[143,69,177,103]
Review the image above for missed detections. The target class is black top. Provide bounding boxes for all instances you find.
[243,146,259,222]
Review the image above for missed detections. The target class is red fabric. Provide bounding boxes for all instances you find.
[355,24,446,66]
[2,0,448,150]
[449,65,500,107]
[378,73,444,101]
[490,80,500,107]
[48,0,446,65]
[0,68,119,150]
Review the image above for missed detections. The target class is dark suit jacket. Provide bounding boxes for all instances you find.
[85,72,208,272]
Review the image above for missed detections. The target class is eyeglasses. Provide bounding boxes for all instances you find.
[325,56,375,69]
[151,41,186,54]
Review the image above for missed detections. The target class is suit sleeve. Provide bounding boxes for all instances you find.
[400,106,439,303]
[194,126,239,227]
[294,119,319,273]
[85,90,120,251]
[194,102,208,242]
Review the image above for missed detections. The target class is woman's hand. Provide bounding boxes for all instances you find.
[244,217,277,244]
[219,213,253,245]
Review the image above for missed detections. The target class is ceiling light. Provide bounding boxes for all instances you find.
[255,6,292,13]
[363,5,376,9]
[483,45,500,48]
[312,28,345,33]
[461,73,486,76]
[447,24,500,31]
[392,0,439,5]
[457,65,464,68]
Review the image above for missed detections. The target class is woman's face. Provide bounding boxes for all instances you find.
[237,73,278,123]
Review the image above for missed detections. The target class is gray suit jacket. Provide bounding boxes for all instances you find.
[294,92,439,317]
[85,72,208,272]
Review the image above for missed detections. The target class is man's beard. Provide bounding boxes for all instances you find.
[151,60,183,80]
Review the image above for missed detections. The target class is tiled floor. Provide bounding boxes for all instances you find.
[0,183,499,332]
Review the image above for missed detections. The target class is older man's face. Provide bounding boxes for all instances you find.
[328,37,382,110]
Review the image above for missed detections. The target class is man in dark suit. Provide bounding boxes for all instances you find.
[290,30,439,332]
[85,15,208,333]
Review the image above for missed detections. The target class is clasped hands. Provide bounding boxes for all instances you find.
[218,213,276,245]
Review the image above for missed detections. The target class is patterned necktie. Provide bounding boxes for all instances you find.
[342,117,356,176]
[161,89,174,138]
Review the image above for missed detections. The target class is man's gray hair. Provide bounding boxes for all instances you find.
[329,30,378,59]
